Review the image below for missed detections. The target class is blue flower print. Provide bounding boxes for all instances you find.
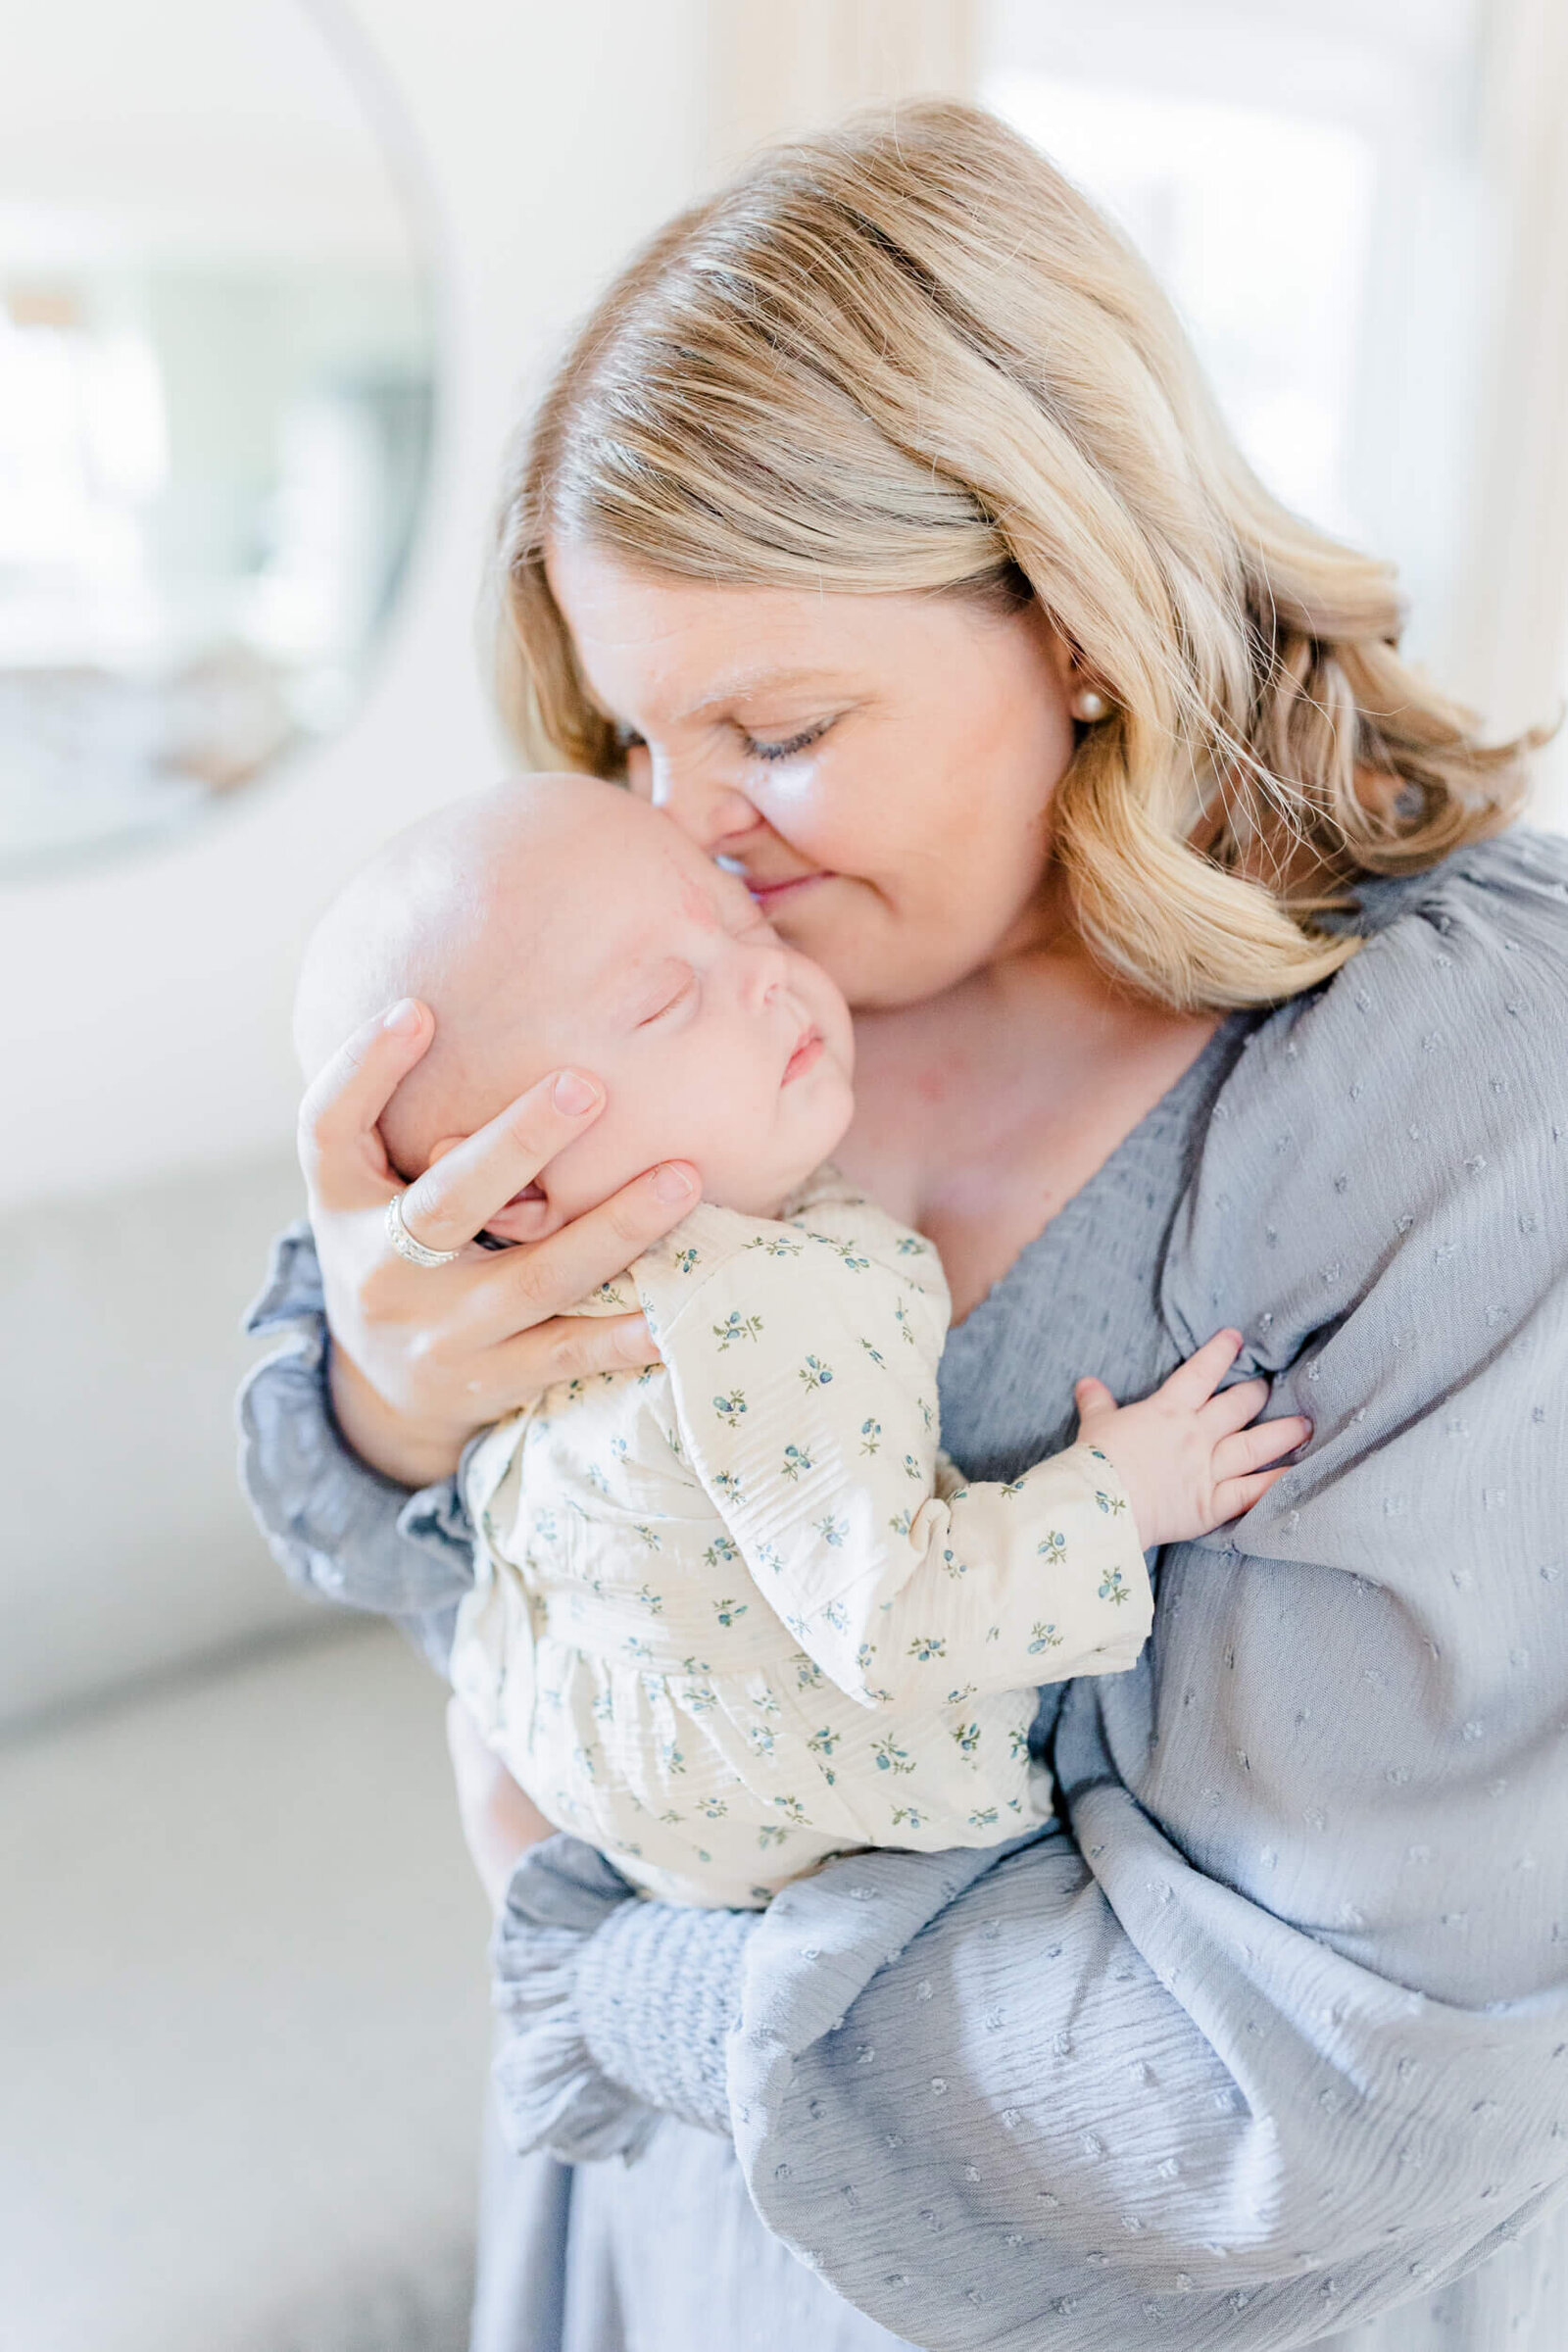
[794,1653,825,1690]
[858,1338,887,1368]
[907,1634,948,1662]
[952,1720,981,1756]
[799,1355,834,1390]
[895,1235,927,1256]
[872,1735,914,1776]
[633,1523,662,1550]
[1095,1487,1127,1517]
[758,1823,789,1849]
[710,1468,745,1503]
[859,1417,882,1455]
[712,1390,747,1428]
[673,1246,701,1275]
[696,1794,729,1820]
[678,1653,711,1677]
[1028,1621,1064,1653]
[713,1595,750,1628]
[744,1232,803,1259]
[903,1452,923,1481]
[773,1793,808,1824]
[712,1309,763,1351]
[822,1597,850,1634]
[1099,1566,1131,1603]
[814,1514,849,1547]
[890,1804,926,1830]
[704,1535,739,1568]
[633,1585,663,1614]
[1037,1530,1067,1565]
[967,1805,1000,1830]
[781,1444,814,1483]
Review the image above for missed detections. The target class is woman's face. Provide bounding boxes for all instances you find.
[545,541,1083,1011]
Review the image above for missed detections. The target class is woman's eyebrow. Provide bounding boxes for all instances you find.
[671,665,844,721]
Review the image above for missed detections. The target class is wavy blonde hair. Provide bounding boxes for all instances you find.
[491,100,1534,1009]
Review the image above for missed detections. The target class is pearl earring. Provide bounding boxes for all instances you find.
[1073,687,1108,722]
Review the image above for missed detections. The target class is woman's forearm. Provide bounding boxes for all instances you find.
[239,1222,477,1625]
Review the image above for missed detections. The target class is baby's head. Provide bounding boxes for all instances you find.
[296,776,856,1239]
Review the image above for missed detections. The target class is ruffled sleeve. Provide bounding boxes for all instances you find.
[237,1220,477,1672]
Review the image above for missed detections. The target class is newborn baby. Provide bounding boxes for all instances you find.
[296,776,1306,1907]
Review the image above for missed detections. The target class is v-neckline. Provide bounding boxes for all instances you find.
[944,1010,1256,1343]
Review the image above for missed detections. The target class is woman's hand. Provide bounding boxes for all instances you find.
[446,1698,556,1910]
[298,998,699,1488]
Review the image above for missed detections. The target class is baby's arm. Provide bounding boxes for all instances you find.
[651,1232,1298,1708]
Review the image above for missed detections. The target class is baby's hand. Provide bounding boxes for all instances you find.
[1072,1332,1310,1550]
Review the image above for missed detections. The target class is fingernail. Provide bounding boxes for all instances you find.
[553,1069,600,1115]
[383,999,421,1035]
[650,1162,697,1202]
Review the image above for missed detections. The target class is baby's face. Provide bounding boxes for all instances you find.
[414,788,857,1237]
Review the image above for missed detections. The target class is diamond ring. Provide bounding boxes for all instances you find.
[385,1191,463,1269]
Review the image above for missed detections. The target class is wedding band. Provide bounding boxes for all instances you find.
[385,1191,463,1269]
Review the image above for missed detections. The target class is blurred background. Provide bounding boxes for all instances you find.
[2,3,1565,2347]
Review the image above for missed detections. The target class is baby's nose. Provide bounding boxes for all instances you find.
[739,942,789,1009]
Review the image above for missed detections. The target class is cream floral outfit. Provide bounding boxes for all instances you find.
[453,1169,1152,1906]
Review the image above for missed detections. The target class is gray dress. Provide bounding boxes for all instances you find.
[241,831,1568,2351]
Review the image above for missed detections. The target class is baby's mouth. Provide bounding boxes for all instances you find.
[783,1025,824,1085]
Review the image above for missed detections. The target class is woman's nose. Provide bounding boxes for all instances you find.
[645,753,764,857]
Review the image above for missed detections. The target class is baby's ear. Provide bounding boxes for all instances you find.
[418,1137,565,1248]
[482,1184,564,1245]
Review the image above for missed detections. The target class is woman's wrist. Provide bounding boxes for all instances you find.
[326,1340,468,1489]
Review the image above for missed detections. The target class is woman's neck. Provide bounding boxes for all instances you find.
[839,939,1220,1322]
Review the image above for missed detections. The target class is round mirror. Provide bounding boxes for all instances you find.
[0,0,437,873]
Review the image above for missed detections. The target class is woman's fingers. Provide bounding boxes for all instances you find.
[473,1162,700,1338]
[481,1310,661,1409]
[1211,1414,1312,1484]
[396,1066,611,1254]
[298,999,433,1200]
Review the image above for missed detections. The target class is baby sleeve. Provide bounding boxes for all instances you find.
[645,1220,1152,1707]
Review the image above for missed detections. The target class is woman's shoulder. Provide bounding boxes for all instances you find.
[1234,824,1568,1123]
[1164,825,1568,1367]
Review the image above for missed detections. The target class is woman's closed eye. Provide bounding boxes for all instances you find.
[740,720,830,763]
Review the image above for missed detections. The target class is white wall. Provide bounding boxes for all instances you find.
[1,0,710,1214]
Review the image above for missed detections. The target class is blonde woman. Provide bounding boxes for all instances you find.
[243,105,1568,2352]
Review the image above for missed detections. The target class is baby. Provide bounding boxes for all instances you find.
[296,776,1306,1907]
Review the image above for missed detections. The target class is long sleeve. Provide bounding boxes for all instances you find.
[487,836,1568,2349]
[645,1217,1151,1705]
[720,835,1568,2346]
[237,1220,476,1670]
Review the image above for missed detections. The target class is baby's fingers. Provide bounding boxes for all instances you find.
[1158,1328,1244,1408]
[1211,1414,1312,1485]
[1211,1464,1293,1522]
[1200,1374,1273,1439]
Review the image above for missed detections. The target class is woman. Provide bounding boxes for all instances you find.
[243,104,1568,2351]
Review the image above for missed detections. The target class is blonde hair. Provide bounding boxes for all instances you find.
[492,100,1535,1010]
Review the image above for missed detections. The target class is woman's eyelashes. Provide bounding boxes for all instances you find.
[740,720,830,763]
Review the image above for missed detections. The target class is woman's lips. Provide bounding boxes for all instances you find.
[747,870,829,908]
[783,1027,824,1085]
